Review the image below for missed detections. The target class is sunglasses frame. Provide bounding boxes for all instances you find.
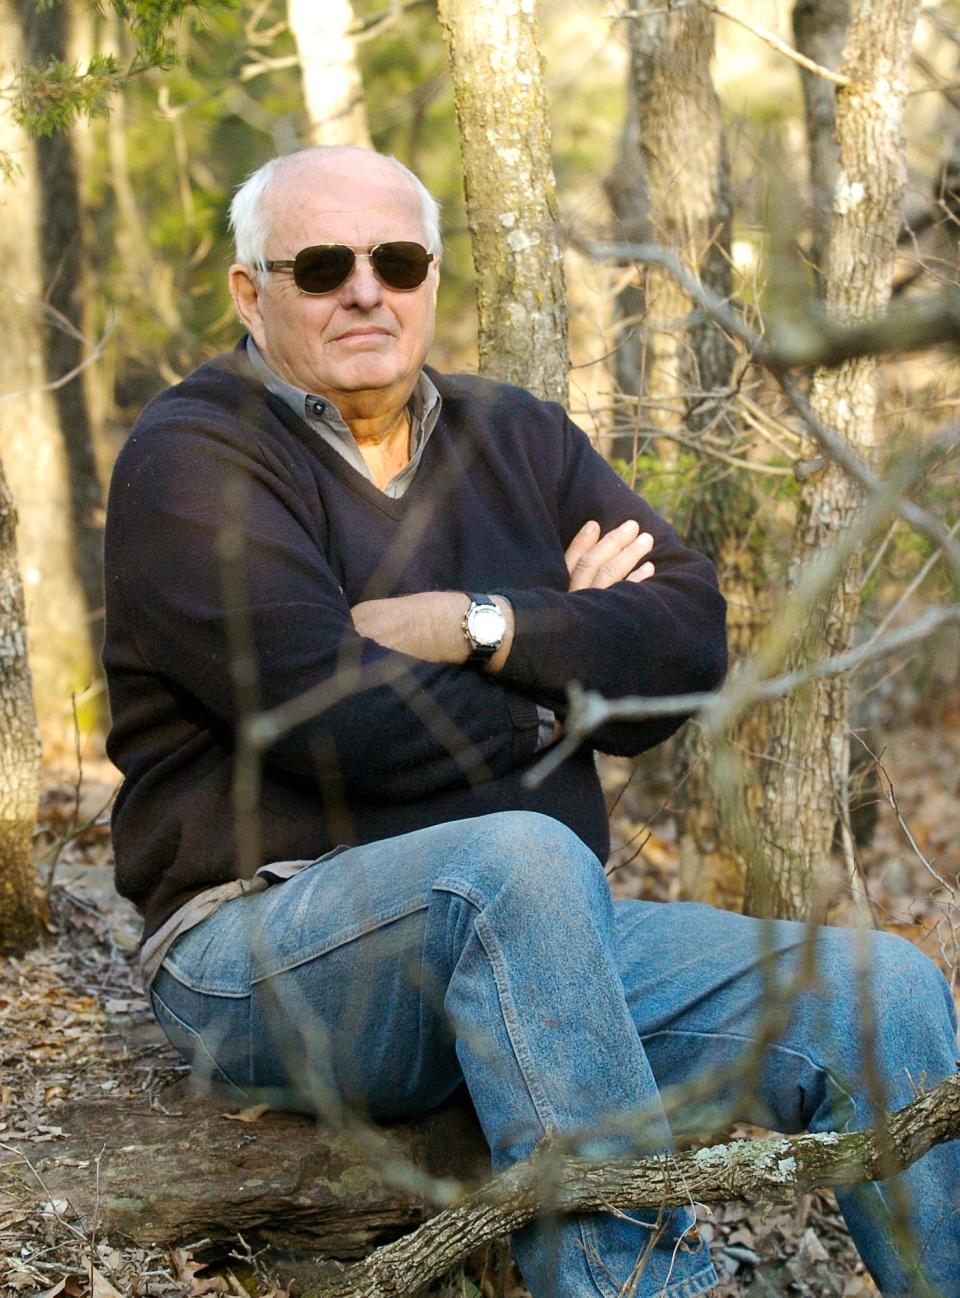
[261,241,434,295]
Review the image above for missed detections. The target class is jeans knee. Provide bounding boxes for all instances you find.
[830,933,958,1101]
[441,811,607,913]
[872,932,955,1031]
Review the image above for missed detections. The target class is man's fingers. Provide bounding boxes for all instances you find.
[569,521,654,590]
[626,561,655,583]
[564,520,601,576]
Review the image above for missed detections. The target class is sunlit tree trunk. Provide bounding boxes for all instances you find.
[618,7,726,461]
[286,0,372,148]
[437,0,568,403]
[793,0,851,289]
[1,0,98,738]
[0,470,42,957]
[24,0,106,711]
[747,0,921,921]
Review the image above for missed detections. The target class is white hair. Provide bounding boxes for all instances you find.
[228,147,443,274]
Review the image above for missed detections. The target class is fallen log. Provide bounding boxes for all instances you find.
[0,1081,488,1262]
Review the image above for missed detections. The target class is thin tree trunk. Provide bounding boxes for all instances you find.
[286,0,372,148]
[793,0,851,289]
[604,80,648,444]
[0,474,41,958]
[23,0,106,700]
[437,0,568,404]
[620,8,727,460]
[746,0,921,921]
[608,8,769,909]
[0,0,97,738]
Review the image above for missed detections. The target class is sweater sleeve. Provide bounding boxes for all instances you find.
[106,409,541,800]
[495,411,728,755]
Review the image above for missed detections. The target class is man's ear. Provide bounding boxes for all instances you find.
[229,264,263,339]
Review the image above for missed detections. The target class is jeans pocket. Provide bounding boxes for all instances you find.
[150,983,251,1099]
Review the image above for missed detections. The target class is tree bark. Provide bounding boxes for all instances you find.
[304,1070,960,1298]
[746,0,921,921]
[0,0,97,738]
[436,0,568,404]
[0,1083,489,1259]
[618,7,728,458]
[607,7,768,910]
[286,0,372,149]
[793,0,852,290]
[604,79,648,437]
[0,467,41,957]
[22,0,106,704]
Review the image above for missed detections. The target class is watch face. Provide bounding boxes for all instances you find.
[468,603,504,647]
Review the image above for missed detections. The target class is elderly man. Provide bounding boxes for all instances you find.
[103,147,959,1298]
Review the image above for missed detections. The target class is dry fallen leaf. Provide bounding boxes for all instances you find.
[63,1254,124,1298]
[221,1102,270,1124]
[170,1247,230,1295]
[33,1281,68,1298]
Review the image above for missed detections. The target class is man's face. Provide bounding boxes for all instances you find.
[230,155,439,416]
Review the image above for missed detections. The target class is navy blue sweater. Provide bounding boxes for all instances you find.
[103,348,727,941]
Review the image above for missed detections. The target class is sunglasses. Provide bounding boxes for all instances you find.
[261,241,434,295]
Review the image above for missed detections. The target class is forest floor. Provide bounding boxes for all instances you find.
[1,702,958,1298]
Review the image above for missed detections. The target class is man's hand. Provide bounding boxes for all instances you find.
[351,591,515,672]
[565,519,655,591]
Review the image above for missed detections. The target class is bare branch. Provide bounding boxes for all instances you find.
[304,1071,960,1298]
[701,2,851,87]
[525,604,960,787]
[605,2,850,84]
[578,238,960,579]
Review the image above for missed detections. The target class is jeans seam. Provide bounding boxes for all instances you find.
[151,987,251,1098]
[640,1028,858,1116]
[248,897,429,983]
[473,910,558,1133]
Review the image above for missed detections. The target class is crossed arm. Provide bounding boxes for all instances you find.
[351,519,656,673]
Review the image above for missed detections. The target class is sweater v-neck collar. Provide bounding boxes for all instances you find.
[265,389,444,520]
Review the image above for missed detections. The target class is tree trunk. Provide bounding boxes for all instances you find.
[286,0,372,149]
[604,80,648,448]
[746,0,921,921]
[436,0,568,404]
[608,8,769,910]
[0,0,97,740]
[23,0,106,712]
[0,467,41,957]
[619,7,727,460]
[793,0,851,289]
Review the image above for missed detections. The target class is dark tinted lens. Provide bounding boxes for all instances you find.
[371,242,431,289]
[293,245,355,294]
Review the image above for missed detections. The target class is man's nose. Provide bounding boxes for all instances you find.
[339,254,384,310]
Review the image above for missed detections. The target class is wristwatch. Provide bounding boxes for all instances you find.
[462,593,506,665]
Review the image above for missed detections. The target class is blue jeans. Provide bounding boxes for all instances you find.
[150,812,960,1297]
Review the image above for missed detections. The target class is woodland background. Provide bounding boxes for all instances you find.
[0,0,959,1295]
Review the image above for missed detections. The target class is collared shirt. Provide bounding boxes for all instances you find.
[245,337,442,499]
